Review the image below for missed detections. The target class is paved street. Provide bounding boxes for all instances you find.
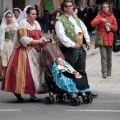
[0,33,120,120]
[0,91,120,120]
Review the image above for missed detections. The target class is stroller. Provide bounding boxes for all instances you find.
[40,41,93,106]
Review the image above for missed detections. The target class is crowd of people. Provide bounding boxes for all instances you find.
[0,0,119,103]
[34,2,120,36]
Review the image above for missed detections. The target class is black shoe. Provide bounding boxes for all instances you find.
[14,93,24,101]
[30,97,40,102]
[102,74,107,78]
[102,76,107,78]
[90,92,98,98]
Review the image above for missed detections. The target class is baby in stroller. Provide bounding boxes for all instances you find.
[52,57,93,105]
[40,41,93,106]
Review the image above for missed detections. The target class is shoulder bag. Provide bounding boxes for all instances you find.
[95,15,111,48]
[95,32,104,48]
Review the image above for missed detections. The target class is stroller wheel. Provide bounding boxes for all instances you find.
[82,95,93,104]
[82,95,89,104]
[56,94,66,103]
[70,97,80,106]
[44,96,55,104]
[87,95,93,103]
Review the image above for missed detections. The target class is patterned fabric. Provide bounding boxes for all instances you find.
[1,28,15,67]
[74,46,86,62]
[44,0,54,12]
[5,30,15,42]
[1,41,13,67]
[58,65,76,73]
[58,14,76,44]
[40,42,64,79]
[58,14,84,44]
[18,29,41,52]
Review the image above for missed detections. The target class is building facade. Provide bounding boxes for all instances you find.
[0,0,120,20]
[0,0,40,20]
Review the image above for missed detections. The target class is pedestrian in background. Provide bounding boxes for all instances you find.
[51,5,62,37]
[91,2,118,78]
[43,9,52,33]
[13,8,22,23]
[82,3,93,35]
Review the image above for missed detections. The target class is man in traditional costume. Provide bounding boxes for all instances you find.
[55,0,97,98]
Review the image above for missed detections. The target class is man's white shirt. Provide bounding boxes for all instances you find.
[55,15,90,48]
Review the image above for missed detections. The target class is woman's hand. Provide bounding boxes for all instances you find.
[39,38,45,43]
[39,38,50,44]
[102,18,107,23]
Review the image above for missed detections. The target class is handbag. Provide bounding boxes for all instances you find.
[95,15,111,48]
[95,34,103,48]
[113,31,120,52]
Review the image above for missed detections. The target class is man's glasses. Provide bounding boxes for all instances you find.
[65,5,73,7]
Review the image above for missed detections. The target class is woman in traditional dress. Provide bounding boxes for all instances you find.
[0,10,18,76]
[1,6,48,102]
[13,8,22,24]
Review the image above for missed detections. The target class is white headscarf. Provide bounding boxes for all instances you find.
[12,5,31,51]
[20,5,31,22]
[0,10,18,51]
[12,5,41,52]
[13,8,22,23]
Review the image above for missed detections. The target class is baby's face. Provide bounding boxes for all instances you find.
[57,58,65,66]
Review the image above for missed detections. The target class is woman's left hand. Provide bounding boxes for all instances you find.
[41,37,50,43]
[39,38,45,43]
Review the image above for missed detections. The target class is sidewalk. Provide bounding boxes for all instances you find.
[86,35,120,95]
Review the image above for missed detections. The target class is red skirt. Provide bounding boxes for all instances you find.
[1,46,47,94]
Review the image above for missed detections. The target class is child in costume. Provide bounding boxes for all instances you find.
[52,57,91,94]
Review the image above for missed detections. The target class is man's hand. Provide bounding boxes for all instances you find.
[74,43,81,49]
[86,42,91,50]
